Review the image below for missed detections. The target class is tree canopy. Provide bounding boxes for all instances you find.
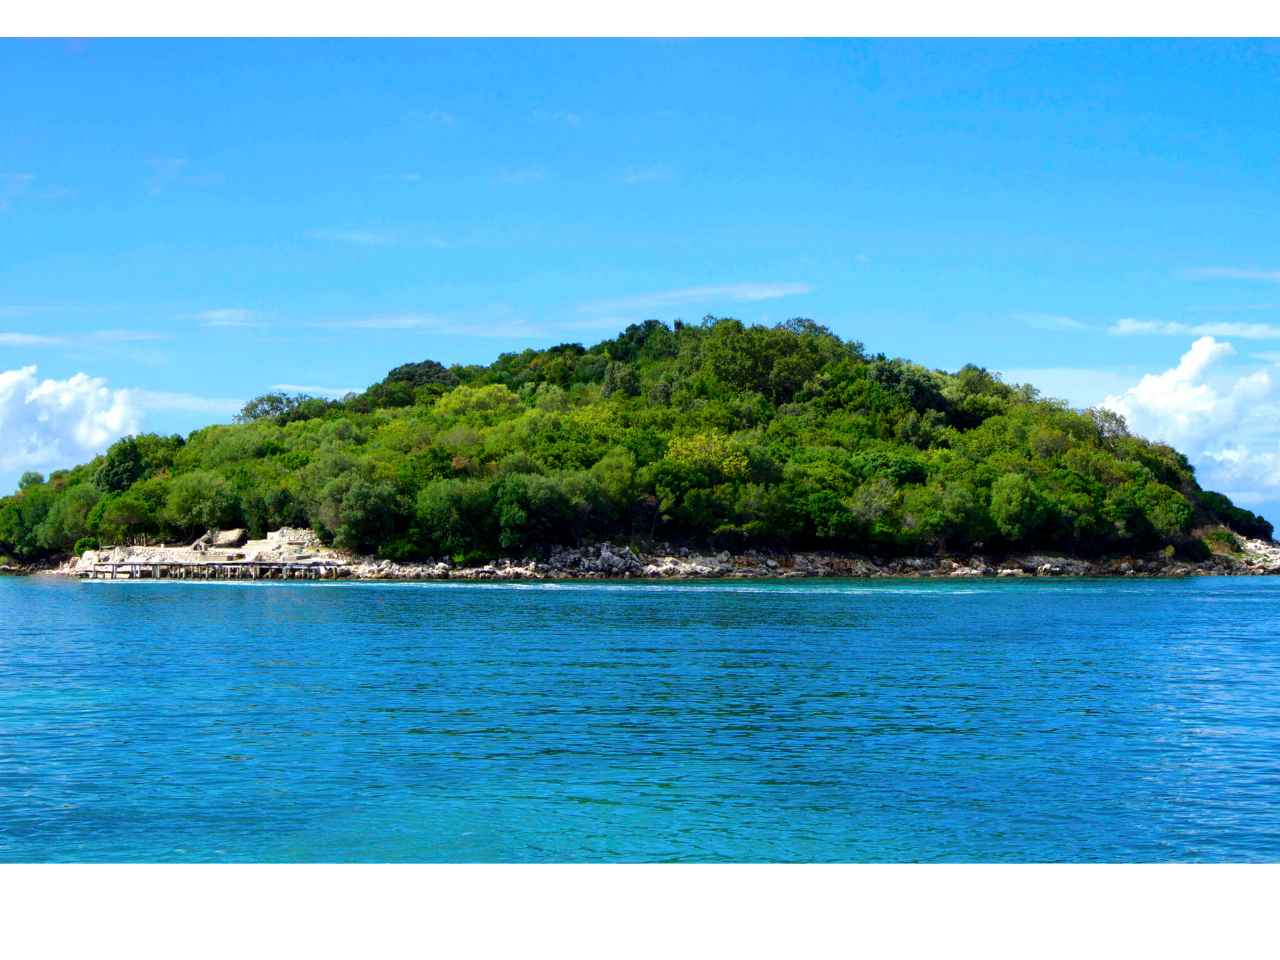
[1,317,1270,564]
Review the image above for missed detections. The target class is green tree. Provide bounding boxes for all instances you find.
[163,470,238,534]
[491,473,573,549]
[333,479,402,553]
[989,473,1046,542]
[35,483,101,551]
[417,479,495,556]
[95,436,148,493]
[98,494,150,544]
[602,361,640,398]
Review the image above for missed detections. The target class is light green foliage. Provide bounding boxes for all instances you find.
[0,317,1270,560]
[665,433,750,481]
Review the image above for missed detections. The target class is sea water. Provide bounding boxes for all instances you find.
[1,574,1278,862]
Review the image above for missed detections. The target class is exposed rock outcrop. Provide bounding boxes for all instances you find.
[38,535,1280,582]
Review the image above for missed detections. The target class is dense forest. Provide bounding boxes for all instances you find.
[2,317,1272,566]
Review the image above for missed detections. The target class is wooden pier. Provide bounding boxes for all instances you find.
[88,560,345,581]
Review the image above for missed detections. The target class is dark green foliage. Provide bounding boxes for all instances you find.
[384,359,460,389]
[1,317,1270,560]
[73,537,99,555]
[94,436,148,493]
[602,361,641,398]
[331,479,402,553]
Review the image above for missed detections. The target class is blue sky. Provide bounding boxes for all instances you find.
[3,39,1280,519]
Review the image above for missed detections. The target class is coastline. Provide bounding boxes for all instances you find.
[24,535,1280,581]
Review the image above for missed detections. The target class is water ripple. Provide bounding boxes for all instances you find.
[2,575,1279,862]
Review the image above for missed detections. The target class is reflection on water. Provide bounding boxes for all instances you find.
[2,575,1279,862]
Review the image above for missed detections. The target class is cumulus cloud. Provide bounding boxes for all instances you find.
[1100,337,1280,506]
[1102,337,1269,451]
[0,366,142,472]
[1200,444,1280,502]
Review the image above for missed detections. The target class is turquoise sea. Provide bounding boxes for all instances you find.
[2,575,1278,862]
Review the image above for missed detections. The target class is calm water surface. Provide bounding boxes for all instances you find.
[2,575,1279,862]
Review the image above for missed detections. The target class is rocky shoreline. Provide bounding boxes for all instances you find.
[334,537,1280,581]
[16,535,1280,581]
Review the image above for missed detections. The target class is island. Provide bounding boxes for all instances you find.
[2,316,1274,579]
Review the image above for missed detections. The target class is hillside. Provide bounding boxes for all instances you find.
[2,316,1271,566]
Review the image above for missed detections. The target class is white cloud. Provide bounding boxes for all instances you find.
[428,111,453,124]
[1193,322,1280,339]
[0,330,167,347]
[302,227,396,244]
[173,308,257,326]
[0,332,65,347]
[0,366,142,472]
[1011,312,1093,332]
[272,384,359,397]
[583,282,813,313]
[1102,337,1269,452]
[136,391,242,414]
[1108,317,1280,339]
[618,166,672,185]
[1183,267,1280,282]
[1200,444,1280,502]
[1109,318,1168,335]
[1101,337,1280,505]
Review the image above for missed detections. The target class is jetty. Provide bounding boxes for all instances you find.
[76,526,349,581]
[87,558,345,580]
